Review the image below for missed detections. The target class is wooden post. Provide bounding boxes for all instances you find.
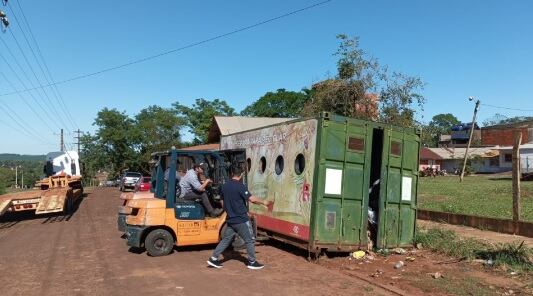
[512,130,522,222]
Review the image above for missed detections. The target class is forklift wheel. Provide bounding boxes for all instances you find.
[145,229,174,257]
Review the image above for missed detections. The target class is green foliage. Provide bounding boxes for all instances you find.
[135,105,184,166]
[418,175,533,221]
[302,34,425,127]
[419,113,460,147]
[241,88,310,118]
[0,154,45,161]
[0,160,44,190]
[174,98,236,144]
[416,227,532,272]
[81,105,184,180]
[483,113,533,127]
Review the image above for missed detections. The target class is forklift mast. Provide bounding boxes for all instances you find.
[149,148,246,209]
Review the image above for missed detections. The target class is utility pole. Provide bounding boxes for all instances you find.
[60,128,64,152]
[21,167,24,189]
[512,130,522,222]
[460,97,480,182]
[74,129,82,154]
[15,165,18,188]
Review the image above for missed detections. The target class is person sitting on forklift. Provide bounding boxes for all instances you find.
[179,163,223,217]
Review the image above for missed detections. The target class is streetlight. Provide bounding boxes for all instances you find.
[459,97,480,182]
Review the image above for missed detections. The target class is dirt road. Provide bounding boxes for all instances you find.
[1,188,529,296]
[0,187,400,296]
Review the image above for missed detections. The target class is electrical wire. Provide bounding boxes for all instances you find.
[0,0,332,97]
[480,103,533,113]
[1,31,66,131]
[10,0,79,129]
[0,64,56,133]
[0,39,62,133]
[0,102,55,145]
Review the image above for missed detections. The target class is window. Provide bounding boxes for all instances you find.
[348,137,365,152]
[260,157,266,173]
[275,155,284,175]
[294,153,305,175]
[489,157,499,167]
[504,153,512,163]
[246,158,251,172]
[391,141,402,156]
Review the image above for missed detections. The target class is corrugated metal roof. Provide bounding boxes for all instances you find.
[423,147,499,159]
[496,143,533,150]
[181,143,220,151]
[214,116,294,135]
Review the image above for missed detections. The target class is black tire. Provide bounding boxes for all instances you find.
[63,196,73,214]
[145,229,174,257]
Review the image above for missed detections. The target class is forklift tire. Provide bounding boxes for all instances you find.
[145,229,174,257]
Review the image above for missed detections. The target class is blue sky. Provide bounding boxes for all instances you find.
[0,0,532,154]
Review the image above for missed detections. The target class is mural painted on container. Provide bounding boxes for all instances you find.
[221,119,318,233]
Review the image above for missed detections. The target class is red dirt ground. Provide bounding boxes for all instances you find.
[0,187,530,296]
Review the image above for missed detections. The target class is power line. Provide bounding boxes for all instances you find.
[0,65,56,133]
[11,0,79,129]
[6,4,72,132]
[0,36,63,131]
[480,103,533,113]
[0,102,54,145]
[3,30,66,131]
[0,0,333,97]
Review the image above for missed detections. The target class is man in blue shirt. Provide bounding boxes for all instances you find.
[207,165,271,270]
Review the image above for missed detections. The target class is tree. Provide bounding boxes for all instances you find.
[241,88,310,118]
[135,105,184,166]
[302,35,381,120]
[174,98,236,144]
[429,113,460,132]
[483,114,533,127]
[93,108,140,176]
[302,34,425,127]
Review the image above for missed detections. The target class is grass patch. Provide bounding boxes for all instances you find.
[415,227,533,273]
[409,272,498,296]
[418,175,533,222]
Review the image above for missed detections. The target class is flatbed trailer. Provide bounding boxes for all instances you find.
[0,175,83,217]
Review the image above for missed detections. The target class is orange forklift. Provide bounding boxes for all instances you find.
[122,147,250,256]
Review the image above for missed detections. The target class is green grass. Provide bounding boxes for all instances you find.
[415,227,533,273]
[418,175,533,222]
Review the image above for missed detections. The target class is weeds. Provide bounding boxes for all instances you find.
[415,227,533,273]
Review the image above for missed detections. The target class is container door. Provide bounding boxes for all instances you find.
[315,120,369,247]
[377,129,420,248]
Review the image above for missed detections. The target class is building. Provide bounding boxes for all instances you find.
[481,120,533,146]
[496,143,533,174]
[438,123,481,148]
[420,147,501,173]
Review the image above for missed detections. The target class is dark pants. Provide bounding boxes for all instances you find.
[183,192,215,215]
[212,221,256,263]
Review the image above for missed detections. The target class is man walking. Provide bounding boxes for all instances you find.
[207,165,271,270]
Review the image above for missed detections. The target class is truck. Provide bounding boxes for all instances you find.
[0,151,83,218]
[220,112,420,252]
[122,148,250,256]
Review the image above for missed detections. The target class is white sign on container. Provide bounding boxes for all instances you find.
[325,168,343,195]
[401,176,412,201]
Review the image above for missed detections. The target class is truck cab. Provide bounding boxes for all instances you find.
[122,147,247,256]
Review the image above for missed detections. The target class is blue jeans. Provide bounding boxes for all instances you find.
[212,221,256,263]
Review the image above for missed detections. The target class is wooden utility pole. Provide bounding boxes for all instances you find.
[74,129,82,154]
[460,98,480,182]
[512,130,522,221]
[60,128,64,152]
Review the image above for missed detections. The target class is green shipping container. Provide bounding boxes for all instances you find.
[220,112,420,252]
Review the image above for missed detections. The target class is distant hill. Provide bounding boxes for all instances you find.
[0,154,45,162]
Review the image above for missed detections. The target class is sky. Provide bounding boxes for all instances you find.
[0,0,532,154]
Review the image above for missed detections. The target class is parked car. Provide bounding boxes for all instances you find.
[120,172,142,192]
[135,176,152,192]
